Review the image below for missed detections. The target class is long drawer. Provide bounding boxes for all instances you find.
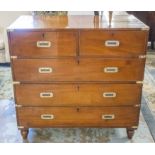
[10,31,77,57]
[80,30,148,57]
[14,83,142,106]
[17,107,140,127]
[12,58,145,82]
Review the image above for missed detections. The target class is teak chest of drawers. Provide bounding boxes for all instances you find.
[7,14,149,139]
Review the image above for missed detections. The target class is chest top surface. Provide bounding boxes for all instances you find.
[7,13,149,31]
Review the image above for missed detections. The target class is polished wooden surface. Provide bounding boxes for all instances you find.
[80,30,148,56]
[10,31,77,57]
[17,107,139,127]
[15,83,142,106]
[8,15,149,30]
[12,58,145,82]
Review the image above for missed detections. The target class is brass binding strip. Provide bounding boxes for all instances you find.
[13,81,20,85]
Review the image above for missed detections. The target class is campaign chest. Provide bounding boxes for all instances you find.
[7,14,149,139]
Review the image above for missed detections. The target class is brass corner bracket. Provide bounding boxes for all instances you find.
[18,126,24,129]
[139,55,146,59]
[15,104,22,108]
[141,27,149,31]
[132,126,138,129]
[134,104,140,107]
[10,56,17,59]
[136,81,144,84]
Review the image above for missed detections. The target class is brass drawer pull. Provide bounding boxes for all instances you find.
[103,92,116,98]
[40,92,53,98]
[37,41,51,48]
[41,114,54,120]
[38,67,52,73]
[102,114,115,120]
[104,67,118,73]
[105,40,120,47]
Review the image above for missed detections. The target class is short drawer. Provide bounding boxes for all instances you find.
[10,31,77,57]
[14,84,142,106]
[80,30,148,57]
[12,58,145,82]
[17,107,139,127]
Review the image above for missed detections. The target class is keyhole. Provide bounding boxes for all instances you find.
[76,108,80,112]
[111,32,115,36]
[77,85,79,91]
[42,33,45,38]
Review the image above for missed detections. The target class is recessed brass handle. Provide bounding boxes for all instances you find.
[103,92,116,98]
[41,114,54,120]
[38,67,52,73]
[104,67,118,73]
[40,92,53,98]
[102,114,115,120]
[105,40,120,47]
[37,41,51,48]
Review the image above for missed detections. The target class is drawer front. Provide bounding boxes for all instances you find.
[78,58,145,81]
[12,58,78,81]
[12,58,145,82]
[15,84,142,106]
[80,30,148,56]
[10,31,77,57]
[17,107,139,127]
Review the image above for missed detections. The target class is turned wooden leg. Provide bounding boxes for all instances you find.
[20,128,29,139]
[126,128,135,139]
